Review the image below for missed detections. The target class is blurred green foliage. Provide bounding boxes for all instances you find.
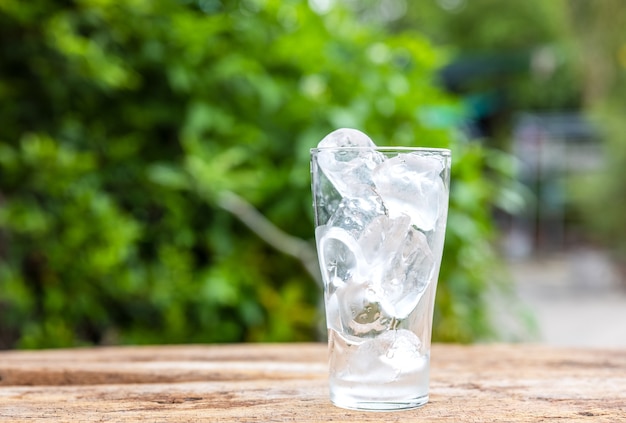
[344,1,585,214]
[564,1,626,262]
[386,0,581,143]
[0,0,511,348]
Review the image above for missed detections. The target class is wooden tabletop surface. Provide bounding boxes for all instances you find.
[0,343,625,422]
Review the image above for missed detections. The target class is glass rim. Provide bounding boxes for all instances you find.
[310,146,451,155]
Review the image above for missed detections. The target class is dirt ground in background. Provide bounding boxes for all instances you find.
[504,247,626,348]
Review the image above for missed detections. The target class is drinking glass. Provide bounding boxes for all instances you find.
[311,146,451,411]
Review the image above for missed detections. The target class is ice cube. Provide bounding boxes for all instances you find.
[358,214,412,264]
[327,190,386,239]
[380,226,435,319]
[377,330,426,375]
[325,291,343,335]
[311,163,343,226]
[315,225,364,290]
[335,280,392,337]
[339,329,424,383]
[318,127,377,149]
[316,128,385,198]
[372,152,447,232]
[357,215,435,319]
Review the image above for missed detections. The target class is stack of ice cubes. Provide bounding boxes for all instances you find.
[314,128,448,342]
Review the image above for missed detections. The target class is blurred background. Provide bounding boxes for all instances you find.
[1,0,624,349]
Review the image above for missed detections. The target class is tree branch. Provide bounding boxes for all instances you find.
[216,191,322,288]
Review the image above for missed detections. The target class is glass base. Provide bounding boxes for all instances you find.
[330,393,429,411]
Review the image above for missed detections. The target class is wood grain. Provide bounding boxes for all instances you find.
[0,343,625,422]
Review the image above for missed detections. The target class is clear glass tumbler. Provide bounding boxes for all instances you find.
[310,146,451,411]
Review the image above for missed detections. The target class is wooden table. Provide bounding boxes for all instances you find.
[0,343,624,422]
